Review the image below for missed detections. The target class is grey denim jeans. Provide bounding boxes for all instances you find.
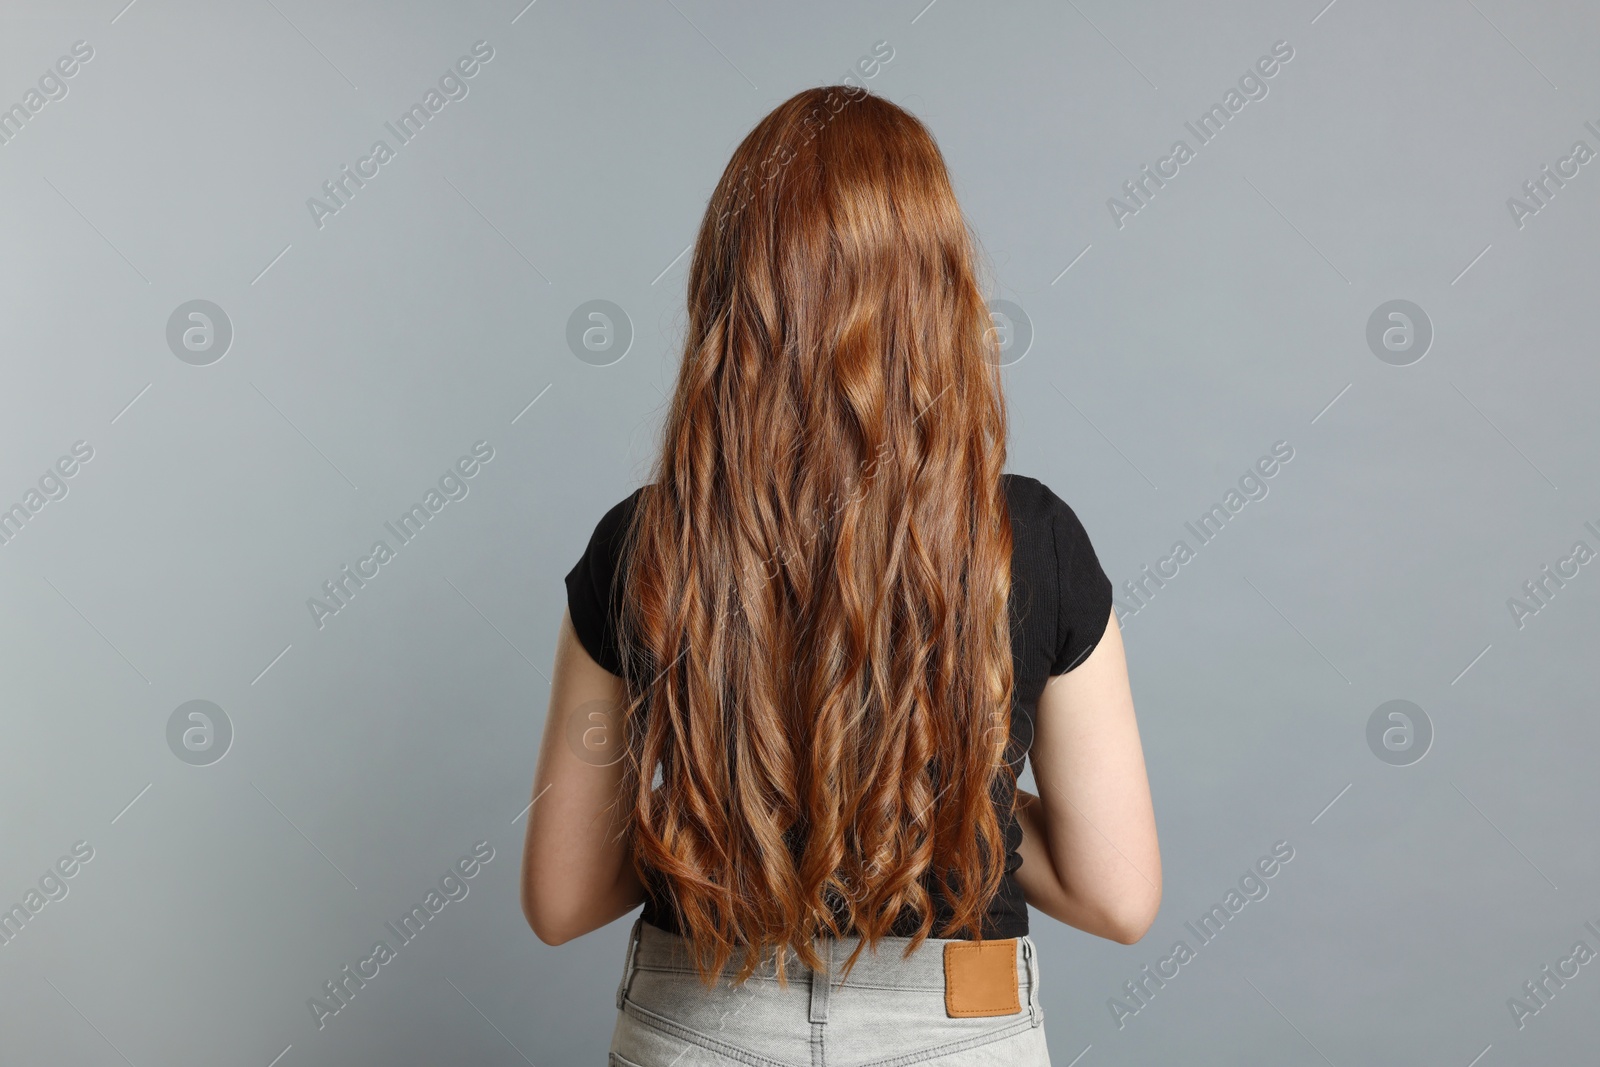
[608,917,1052,1066]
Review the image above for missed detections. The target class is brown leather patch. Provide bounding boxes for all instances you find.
[943,939,1020,1018]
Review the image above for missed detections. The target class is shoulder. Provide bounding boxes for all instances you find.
[589,486,646,547]
[567,486,648,601]
[571,487,648,575]
[1001,472,1054,527]
[565,487,648,677]
[1007,474,1114,674]
[1003,472,1092,543]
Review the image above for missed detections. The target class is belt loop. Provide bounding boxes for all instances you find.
[1021,936,1042,1026]
[615,915,643,1011]
[808,937,833,1024]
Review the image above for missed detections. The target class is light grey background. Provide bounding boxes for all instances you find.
[3,1,1597,1064]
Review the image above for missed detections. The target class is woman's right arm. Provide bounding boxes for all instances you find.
[1012,607,1162,943]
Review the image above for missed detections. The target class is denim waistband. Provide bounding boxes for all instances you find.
[614,916,1043,1027]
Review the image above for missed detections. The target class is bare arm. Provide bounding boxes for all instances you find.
[520,609,645,945]
[1012,607,1161,943]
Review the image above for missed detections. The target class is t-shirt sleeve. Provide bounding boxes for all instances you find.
[1048,492,1115,675]
[563,489,643,678]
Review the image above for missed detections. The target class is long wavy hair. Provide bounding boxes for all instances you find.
[612,85,1015,984]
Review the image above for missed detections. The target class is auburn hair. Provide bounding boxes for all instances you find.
[612,85,1015,985]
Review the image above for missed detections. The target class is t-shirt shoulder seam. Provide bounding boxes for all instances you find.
[564,487,647,677]
[1051,494,1068,669]
[1046,485,1103,675]
[1003,472,1053,525]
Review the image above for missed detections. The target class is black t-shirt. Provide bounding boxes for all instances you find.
[563,472,1115,939]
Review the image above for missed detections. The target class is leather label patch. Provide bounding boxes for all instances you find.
[943,939,1020,1018]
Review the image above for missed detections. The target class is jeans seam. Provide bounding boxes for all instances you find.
[1022,936,1042,1027]
[616,917,643,1011]
[622,996,804,1067]
[634,963,787,983]
[853,1014,1038,1067]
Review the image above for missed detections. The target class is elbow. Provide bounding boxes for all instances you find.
[527,914,578,947]
[1104,887,1162,945]
[1106,914,1156,945]
[521,851,641,945]
[524,899,582,946]
[521,881,580,946]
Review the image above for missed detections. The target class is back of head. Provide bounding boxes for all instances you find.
[615,85,1015,982]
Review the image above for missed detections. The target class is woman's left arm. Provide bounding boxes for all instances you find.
[520,608,645,945]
